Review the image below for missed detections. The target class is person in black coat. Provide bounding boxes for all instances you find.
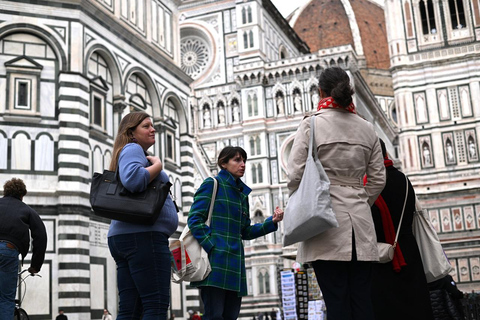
[428,274,465,320]
[370,140,434,320]
[0,178,47,319]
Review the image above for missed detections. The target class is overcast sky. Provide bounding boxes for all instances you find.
[271,0,385,18]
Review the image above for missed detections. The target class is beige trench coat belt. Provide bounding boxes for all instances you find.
[327,175,364,187]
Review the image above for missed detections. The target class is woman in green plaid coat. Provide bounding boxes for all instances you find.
[188,146,284,320]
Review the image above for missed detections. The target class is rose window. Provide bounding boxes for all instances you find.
[181,36,210,79]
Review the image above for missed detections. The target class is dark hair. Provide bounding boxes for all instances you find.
[318,67,355,108]
[379,139,387,158]
[217,146,247,168]
[109,111,151,171]
[3,178,27,200]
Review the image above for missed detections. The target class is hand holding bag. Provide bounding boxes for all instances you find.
[283,116,338,247]
[412,196,453,282]
[377,175,408,263]
[90,169,172,225]
[170,177,218,283]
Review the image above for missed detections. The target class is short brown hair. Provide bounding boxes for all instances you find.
[217,146,247,168]
[3,178,27,199]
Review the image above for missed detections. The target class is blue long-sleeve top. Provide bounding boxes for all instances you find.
[107,143,178,237]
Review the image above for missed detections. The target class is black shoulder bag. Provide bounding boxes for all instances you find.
[90,169,172,225]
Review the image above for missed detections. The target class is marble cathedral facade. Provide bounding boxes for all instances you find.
[7,0,479,319]
[0,0,193,319]
[384,0,480,293]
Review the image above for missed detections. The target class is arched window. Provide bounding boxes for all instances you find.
[449,0,466,29]
[251,165,257,184]
[250,137,255,155]
[390,103,398,124]
[249,30,254,47]
[258,269,270,294]
[258,272,264,294]
[247,6,253,23]
[164,98,180,162]
[242,7,247,24]
[257,163,263,183]
[126,74,151,112]
[419,0,437,35]
[255,136,261,155]
[247,95,253,116]
[243,32,248,49]
[253,94,258,115]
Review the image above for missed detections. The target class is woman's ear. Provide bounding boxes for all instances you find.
[319,88,327,99]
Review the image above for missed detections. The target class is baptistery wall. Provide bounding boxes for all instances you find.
[0,0,192,319]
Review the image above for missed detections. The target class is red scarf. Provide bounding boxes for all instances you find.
[317,97,356,114]
[365,156,407,272]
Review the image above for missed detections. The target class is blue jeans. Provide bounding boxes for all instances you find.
[0,241,19,320]
[108,232,171,320]
[200,286,242,320]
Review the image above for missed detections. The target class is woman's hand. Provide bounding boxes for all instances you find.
[146,156,162,182]
[272,206,284,223]
[147,155,162,169]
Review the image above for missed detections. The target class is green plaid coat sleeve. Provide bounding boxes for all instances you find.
[188,169,278,296]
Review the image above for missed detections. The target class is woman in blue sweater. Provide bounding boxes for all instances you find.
[107,111,178,319]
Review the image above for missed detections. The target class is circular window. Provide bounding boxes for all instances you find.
[181,36,211,79]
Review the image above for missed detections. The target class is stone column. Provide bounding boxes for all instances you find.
[56,71,92,319]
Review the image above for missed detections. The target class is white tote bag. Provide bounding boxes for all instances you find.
[170,177,218,283]
[412,196,453,283]
[283,116,338,247]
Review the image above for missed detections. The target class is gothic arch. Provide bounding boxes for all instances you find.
[123,67,161,117]
[162,91,189,135]
[84,44,123,96]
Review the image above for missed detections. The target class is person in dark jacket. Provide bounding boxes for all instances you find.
[370,140,434,320]
[428,274,465,320]
[55,309,68,320]
[0,178,47,319]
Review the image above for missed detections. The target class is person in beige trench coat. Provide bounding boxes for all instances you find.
[287,67,386,320]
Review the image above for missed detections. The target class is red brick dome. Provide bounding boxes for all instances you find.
[290,0,390,70]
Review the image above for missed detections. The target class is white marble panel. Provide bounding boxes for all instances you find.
[25,43,46,58]
[91,263,104,309]
[171,281,182,310]
[12,133,31,170]
[35,134,54,171]
[40,60,57,80]
[0,78,6,113]
[0,134,7,169]
[4,41,23,55]
[40,82,56,117]
[21,263,50,315]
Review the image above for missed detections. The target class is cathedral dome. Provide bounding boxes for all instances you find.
[289,0,390,70]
